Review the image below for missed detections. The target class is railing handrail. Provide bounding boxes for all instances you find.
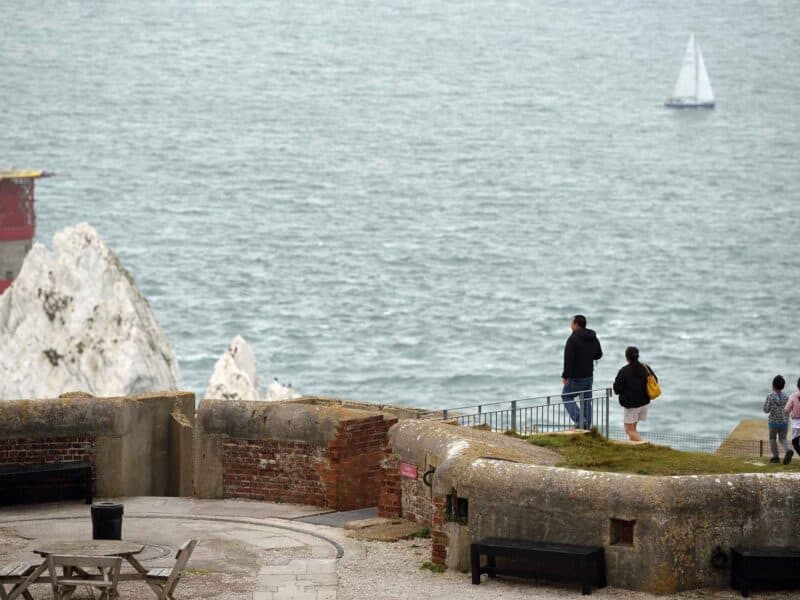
[431,387,612,415]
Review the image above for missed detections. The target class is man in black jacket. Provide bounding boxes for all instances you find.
[561,314,603,428]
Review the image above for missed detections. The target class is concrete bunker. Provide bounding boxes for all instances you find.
[380,419,800,594]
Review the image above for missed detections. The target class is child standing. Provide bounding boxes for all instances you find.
[764,375,793,464]
[784,377,800,456]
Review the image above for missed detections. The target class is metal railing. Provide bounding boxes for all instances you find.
[428,388,612,437]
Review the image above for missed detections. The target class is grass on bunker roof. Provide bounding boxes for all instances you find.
[520,430,800,475]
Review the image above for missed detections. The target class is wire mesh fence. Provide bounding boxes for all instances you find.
[606,428,773,458]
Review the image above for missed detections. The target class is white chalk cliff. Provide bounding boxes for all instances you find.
[0,223,179,399]
[205,335,299,401]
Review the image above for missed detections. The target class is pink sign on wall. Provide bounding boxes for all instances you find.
[399,462,418,479]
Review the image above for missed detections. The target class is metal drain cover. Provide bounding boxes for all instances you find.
[131,542,172,561]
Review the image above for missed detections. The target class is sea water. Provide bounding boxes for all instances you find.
[2,1,798,436]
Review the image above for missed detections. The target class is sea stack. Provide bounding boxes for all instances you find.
[0,223,179,399]
[205,335,299,401]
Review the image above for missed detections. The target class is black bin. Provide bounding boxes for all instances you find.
[91,501,124,540]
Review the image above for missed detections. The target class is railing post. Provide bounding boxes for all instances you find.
[605,388,611,437]
[442,409,448,421]
[511,400,517,433]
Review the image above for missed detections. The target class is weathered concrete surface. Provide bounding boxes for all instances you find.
[0,392,194,498]
[717,419,766,456]
[388,420,800,593]
[388,419,561,495]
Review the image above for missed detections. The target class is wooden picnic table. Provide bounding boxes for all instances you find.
[33,540,148,581]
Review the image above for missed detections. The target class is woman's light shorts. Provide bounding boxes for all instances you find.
[623,406,648,424]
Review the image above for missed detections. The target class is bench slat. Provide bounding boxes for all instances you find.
[58,579,113,587]
[0,563,36,577]
[147,568,173,578]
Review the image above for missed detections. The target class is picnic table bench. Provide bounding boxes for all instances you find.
[730,546,800,597]
[471,537,607,595]
[0,461,92,505]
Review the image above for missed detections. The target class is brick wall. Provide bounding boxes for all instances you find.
[222,415,397,510]
[0,436,96,466]
[378,450,401,518]
[222,439,327,505]
[0,436,97,502]
[326,415,398,510]
[430,495,449,565]
[378,450,433,524]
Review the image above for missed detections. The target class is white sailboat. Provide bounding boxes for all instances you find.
[665,34,714,108]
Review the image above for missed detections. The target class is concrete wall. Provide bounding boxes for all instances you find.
[195,397,400,510]
[381,419,800,593]
[0,391,195,498]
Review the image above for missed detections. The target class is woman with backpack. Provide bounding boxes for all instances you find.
[613,346,657,441]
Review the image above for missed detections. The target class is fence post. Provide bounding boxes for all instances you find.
[511,400,517,433]
[605,388,611,437]
[442,409,448,421]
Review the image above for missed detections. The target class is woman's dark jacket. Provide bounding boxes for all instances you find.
[613,363,653,409]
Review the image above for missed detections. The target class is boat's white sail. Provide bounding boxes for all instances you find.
[666,34,714,108]
[695,44,714,104]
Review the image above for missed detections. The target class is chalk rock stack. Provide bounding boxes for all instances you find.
[205,335,299,401]
[0,223,179,399]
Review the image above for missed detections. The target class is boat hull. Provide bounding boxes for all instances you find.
[664,100,714,109]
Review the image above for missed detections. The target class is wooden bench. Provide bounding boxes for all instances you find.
[471,537,606,595]
[0,561,48,600]
[0,462,92,505]
[730,546,800,597]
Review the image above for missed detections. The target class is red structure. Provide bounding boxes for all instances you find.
[0,170,51,293]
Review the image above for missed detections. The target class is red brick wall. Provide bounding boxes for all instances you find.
[378,450,401,518]
[222,439,327,505]
[430,495,449,565]
[378,451,433,524]
[222,415,397,510]
[0,436,97,500]
[326,415,398,510]
[0,436,96,466]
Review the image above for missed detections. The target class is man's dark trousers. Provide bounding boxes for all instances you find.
[562,376,593,429]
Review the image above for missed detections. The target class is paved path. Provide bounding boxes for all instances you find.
[0,496,355,599]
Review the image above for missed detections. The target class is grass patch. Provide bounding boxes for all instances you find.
[526,430,800,475]
[420,561,446,573]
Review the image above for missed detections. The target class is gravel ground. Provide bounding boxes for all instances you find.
[337,538,798,600]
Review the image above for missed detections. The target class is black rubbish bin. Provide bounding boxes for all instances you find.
[91,501,124,540]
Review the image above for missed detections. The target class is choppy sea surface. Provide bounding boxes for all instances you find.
[2,1,798,436]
